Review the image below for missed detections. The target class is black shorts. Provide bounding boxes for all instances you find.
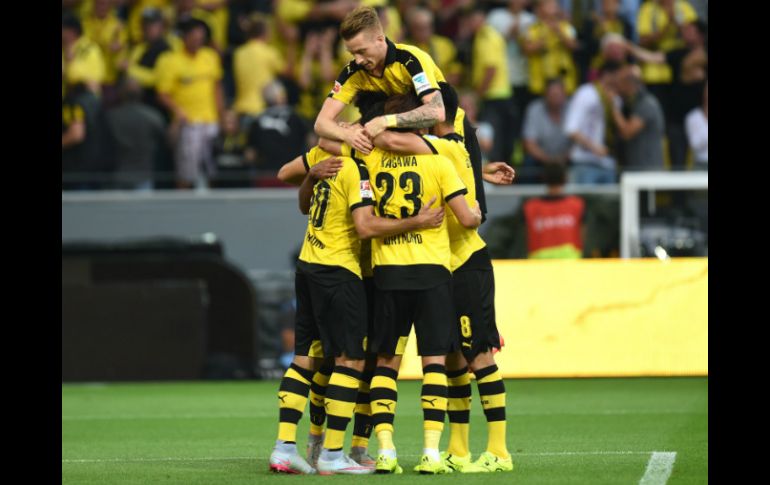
[452,267,500,361]
[363,277,375,354]
[294,268,368,360]
[370,281,458,357]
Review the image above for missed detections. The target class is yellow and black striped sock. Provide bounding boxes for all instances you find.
[323,366,362,451]
[446,366,472,457]
[370,366,398,450]
[475,364,509,458]
[308,362,334,437]
[276,363,314,443]
[351,368,373,449]
[421,364,448,451]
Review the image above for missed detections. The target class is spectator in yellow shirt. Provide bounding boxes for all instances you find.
[636,0,697,106]
[62,13,106,96]
[232,15,286,124]
[82,0,128,102]
[523,0,578,95]
[405,7,462,87]
[126,8,178,119]
[459,6,515,164]
[156,18,225,189]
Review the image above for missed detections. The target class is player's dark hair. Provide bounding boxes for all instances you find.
[359,101,386,125]
[383,93,421,116]
[383,93,423,132]
[354,90,389,117]
[438,82,458,123]
[542,162,567,186]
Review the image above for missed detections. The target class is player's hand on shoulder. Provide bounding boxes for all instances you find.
[345,125,374,154]
[363,116,388,140]
[310,157,344,180]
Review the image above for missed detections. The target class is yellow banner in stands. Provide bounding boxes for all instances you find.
[398,258,708,379]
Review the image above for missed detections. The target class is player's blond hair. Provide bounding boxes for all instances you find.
[340,6,383,40]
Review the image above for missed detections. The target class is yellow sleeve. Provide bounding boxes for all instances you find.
[127,46,156,86]
[340,143,353,158]
[636,3,655,36]
[330,64,361,105]
[154,52,176,94]
[303,146,322,170]
[438,156,467,202]
[276,0,313,23]
[403,46,443,96]
[344,159,375,210]
[67,43,106,85]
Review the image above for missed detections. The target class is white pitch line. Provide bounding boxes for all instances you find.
[639,452,677,485]
[62,451,656,464]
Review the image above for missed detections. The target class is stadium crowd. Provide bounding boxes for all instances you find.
[62,0,707,190]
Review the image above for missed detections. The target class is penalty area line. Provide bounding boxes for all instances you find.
[639,452,677,485]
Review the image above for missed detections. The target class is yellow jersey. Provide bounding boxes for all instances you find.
[232,39,285,116]
[82,11,127,85]
[155,47,222,123]
[299,147,375,280]
[470,25,511,100]
[343,145,467,290]
[524,20,578,95]
[420,134,487,272]
[63,36,106,94]
[636,0,698,84]
[329,39,445,105]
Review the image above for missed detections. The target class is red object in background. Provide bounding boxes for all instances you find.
[493,334,505,354]
[523,196,585,255]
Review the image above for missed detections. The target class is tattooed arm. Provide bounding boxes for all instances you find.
[363,90,446,138]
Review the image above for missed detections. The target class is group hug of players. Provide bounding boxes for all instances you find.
[268,6,516,476]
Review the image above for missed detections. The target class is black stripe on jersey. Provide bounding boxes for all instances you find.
[445,188,468,202]
[328,60,363,97]
[442,133,464,143]
[462,115,487,221]
[356,158,370,181]
[302,153,310,172]
[351,199,375,211]
[416,88,438,99]
[421,136,439,154]
[392,42,425,78]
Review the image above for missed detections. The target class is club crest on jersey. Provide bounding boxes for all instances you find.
[360,180,373,199]
[412,72,431,94]
[332,81,342,94]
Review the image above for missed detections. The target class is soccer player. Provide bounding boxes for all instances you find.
[319,99,483,474]
[276,92,389,470]
[316,5,494,224]
[269,145,445,475]
[371,85,515,473]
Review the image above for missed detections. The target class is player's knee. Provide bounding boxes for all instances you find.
[421,355,446,367]
[445,351,468,371]
[335,354,366,372]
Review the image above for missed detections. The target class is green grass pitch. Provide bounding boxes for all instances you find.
[62,377,707,484]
